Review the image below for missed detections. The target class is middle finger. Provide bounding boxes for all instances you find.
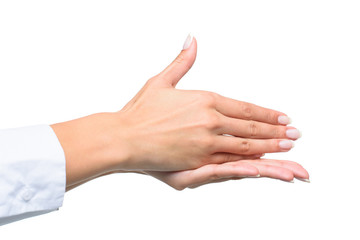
[214,135,295,155]
[218,116,301,140]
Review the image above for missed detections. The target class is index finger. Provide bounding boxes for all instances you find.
[215,95,291,125]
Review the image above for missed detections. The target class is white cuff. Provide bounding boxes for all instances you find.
[0,125,66,225]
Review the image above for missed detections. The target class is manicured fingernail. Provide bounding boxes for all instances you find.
[278,116,292,125]
[286,129,302,139]
[297,178,310,183]
[281,179,294,183]
[279,140,294,150]
[247,174,261,178]
[182,33,193,50]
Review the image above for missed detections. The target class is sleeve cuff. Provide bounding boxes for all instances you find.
[0,125,66,223]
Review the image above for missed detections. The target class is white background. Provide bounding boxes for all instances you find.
[1,0,359,239]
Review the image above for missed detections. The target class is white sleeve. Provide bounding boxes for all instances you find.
[0,125,66,226]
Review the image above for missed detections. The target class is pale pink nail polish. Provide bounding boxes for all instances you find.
[297,178,310,183]
[279,140,294,150]
[278,116,292,125]
[182,33,193,50]
[286,129,302,139]
[247,174,261,178]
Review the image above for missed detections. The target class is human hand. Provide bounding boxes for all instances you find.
[144,157,309,190]
[111,34,301,172]
[65,154,309,191]
[52,34,302,188]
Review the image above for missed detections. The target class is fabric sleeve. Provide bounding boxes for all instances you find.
[0,125,66,226]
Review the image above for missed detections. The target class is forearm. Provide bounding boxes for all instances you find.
[50,112,129,188]
[65,170,146,191]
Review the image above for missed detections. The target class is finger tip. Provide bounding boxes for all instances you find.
[298,167,310,180]
[248,166,260,176]
[278,115,292,125]
[283,171,295,182]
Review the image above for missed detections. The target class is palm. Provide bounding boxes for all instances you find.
[144,157,309,190]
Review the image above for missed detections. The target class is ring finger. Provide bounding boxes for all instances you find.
[214,135,295,155]
[218,116,301,140]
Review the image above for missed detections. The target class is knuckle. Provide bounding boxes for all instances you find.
[272,127,282,138]
[174,53,192,72]
[241,103,253,119]
[248,121,258,137]
[147,75,158,84]
[239,140,251,153]
[203,112,221,130]
[265,111,277,123]
[200,135,216,150]
[198,91,218,107]
[174,53,186,64]
[209,167,220,180]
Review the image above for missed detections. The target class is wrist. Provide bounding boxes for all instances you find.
[50,112,131,187]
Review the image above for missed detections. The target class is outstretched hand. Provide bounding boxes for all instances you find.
[112,34,301,172]
[144,157,309,190]
[66,156,309,191]
[53,34,307,190]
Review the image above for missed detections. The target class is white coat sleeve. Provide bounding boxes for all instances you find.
[0,125,66,226]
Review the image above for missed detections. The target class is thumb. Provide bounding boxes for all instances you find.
[157,34,197,88]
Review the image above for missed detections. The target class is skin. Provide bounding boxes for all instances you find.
[50,36,309,192]
[66,158,309,191]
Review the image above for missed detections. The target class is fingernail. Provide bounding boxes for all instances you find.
[279,140,294,150]
[280,179,294,183]
[182,33,193,50]
[278,116,292,125]
[247,174,261,178]
[286,129,302,139]
[297,178,310,183]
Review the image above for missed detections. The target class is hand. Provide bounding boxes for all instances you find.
[66,155,309,191]
[52,34,302,188]
[144,157,310,190]
[111,35,300,171]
